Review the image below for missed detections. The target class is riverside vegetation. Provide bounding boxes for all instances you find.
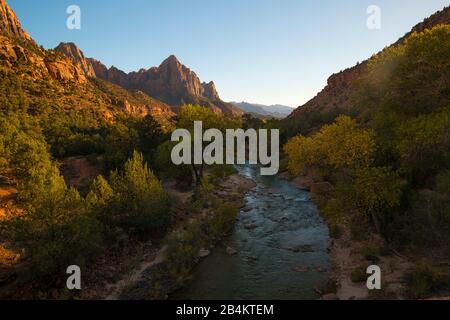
[283,25,450,298]
[1,0,450,300]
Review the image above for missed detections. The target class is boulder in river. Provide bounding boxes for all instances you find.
[245,223,258,230]
[198,249,211,258]
[291,175,314,190]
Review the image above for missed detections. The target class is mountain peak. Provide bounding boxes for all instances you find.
[0,0,33,41]
[90,55,241,115]
[55,42,96,78]
[160,54,181,67]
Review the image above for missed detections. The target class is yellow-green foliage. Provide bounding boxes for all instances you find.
[351,167,401,217]
[176,104,242,184]
[284,115,376,176]
[364,25,450,117]
[165,222,204,281]
[178,104,241,131]
[207,202,239,240]
[285,25,450,245]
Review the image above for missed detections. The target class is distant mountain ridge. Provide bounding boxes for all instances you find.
[231,102,293,118]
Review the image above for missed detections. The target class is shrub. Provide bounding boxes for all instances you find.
[328,224,342,239]
[109,151,170,236]
[351,265,368,283]
[409,261,443,298]
[154,141,193,189]
[359,245,380,263]
[207,202,239,240]
[2,181,104,278]
[164,222,204,282]
[86,175,114,226]
[105,123,139,169]
[192,176,214,208]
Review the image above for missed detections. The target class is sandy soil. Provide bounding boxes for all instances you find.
[60,156,104,189]
[330,224,413,300]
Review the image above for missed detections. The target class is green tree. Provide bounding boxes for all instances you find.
[105,123,139,169]
[109,151,170,236]
[176,104,241,184]
[86,175,114,224]
[2,166,104,277]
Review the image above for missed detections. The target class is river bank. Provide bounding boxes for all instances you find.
[282,171,413,300]
[79,172,256,300]
[172,165,331,300]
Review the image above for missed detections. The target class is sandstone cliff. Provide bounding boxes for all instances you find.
[55,42,96,78]
[0,0,175,125]
[0,0,32,41]
[89,55,242,115]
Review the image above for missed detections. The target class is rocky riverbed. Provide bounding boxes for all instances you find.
[172,165,331,300]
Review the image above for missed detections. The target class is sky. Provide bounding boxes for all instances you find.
[8,0,450,108]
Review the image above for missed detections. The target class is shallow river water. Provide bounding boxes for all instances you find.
[173,165,331,299]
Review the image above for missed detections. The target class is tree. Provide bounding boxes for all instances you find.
[176,104,241,185]
[86,175,114,224]
[154,140,193,188]
[105,122,139,169]
[2,163,104,277]
[109,151,170,236]
[284,115,376,177]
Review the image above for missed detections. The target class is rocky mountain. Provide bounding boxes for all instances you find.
[0,0,174,125]
[88,55,242,115]
[55,42,96,78]
[202,81,220,100]
[285,5,450,135]
[0,0,32,41]
[231,102,293,118]
[0,34,88,83]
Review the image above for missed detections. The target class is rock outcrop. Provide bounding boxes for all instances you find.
[89,55,242,115]
[0,34,87,83]
[0,1,87,84]
[0,0,174,123]
[202,81,220,100]
[55,42,96,78]
[43,57,87,83]
[0,0,32,41]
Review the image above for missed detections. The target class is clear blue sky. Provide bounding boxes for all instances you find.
[9,0,450,107]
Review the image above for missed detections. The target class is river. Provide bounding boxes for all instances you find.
[173,165,331,299]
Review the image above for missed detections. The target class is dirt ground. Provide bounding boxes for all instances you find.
[60,156,104,189]
[82,173,255,300]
